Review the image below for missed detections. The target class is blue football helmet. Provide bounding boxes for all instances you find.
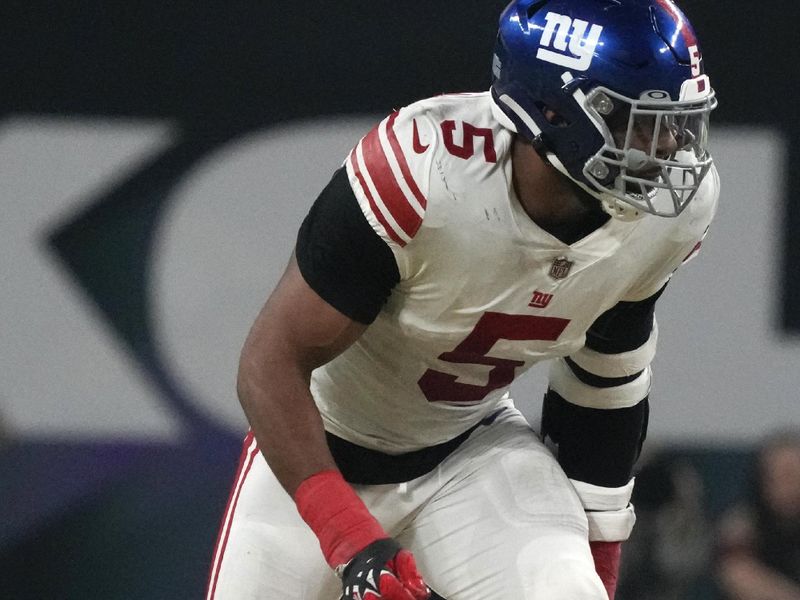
[490,0,717,219]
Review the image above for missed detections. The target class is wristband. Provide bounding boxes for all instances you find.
[294,469,387,568]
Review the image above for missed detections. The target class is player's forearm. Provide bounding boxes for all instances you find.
[237,353,336,496]
[237,359,421,590]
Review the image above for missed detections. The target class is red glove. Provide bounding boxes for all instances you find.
[294,470,430,600]
[590,541,622,600]
[339,538,429,600]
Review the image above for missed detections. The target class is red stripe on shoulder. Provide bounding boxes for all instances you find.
[385,111,427,211]
[348,150,406,247]
[361,120,423,239]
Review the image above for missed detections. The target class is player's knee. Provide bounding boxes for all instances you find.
[519,537,607,600]
[524,557,606,600]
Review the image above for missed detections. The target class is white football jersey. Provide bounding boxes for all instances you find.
[311,92,718,453]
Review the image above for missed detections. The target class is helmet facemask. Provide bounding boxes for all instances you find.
[581,85,717,219]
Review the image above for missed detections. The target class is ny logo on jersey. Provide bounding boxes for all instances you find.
[529,290,554,309]
[536,12,603,72]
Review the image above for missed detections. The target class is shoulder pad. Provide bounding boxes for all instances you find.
[345,108,432,247]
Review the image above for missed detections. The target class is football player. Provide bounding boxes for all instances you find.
[207,0,719,598]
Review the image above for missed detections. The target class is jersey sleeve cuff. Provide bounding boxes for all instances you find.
[549,358,651,409]
[571,319,658,378]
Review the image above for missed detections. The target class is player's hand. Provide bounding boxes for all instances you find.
[293,470,430,599]
[339,538,430,600]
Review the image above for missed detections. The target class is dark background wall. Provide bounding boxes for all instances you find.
[1,2,798,598]
[3,1,798,327]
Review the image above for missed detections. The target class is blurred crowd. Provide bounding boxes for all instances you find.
[617,430,800,600]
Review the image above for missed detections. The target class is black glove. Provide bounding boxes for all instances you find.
[339,538,430,600]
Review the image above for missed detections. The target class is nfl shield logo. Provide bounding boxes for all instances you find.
[549,257,573,279]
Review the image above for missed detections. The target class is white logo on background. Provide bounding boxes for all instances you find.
[0,117,180,439]
[536,12,603,71]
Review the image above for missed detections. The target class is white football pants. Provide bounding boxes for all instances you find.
[207,402,608,600]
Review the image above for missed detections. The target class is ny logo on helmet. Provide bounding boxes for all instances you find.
[536,12,603,72]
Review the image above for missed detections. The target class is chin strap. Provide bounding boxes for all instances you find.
[583,164,646,221]
[599,194,645,222]
[534,140,642,223]
[540,144,646,222]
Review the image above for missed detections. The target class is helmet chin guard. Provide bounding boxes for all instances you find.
[491,0,717,219]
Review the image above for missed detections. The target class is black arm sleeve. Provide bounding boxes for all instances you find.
[540,285,667,487]
[541,390,649,487]
[585,283,666,353]
[295,167,400,324]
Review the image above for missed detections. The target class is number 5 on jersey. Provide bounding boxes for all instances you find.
[418,312,570,403]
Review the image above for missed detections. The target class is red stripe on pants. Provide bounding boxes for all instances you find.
[206,431,259,599]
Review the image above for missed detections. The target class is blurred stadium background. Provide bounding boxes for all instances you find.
[2,1,798,598]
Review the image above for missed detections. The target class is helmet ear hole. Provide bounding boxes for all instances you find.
[536,103,570,128]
